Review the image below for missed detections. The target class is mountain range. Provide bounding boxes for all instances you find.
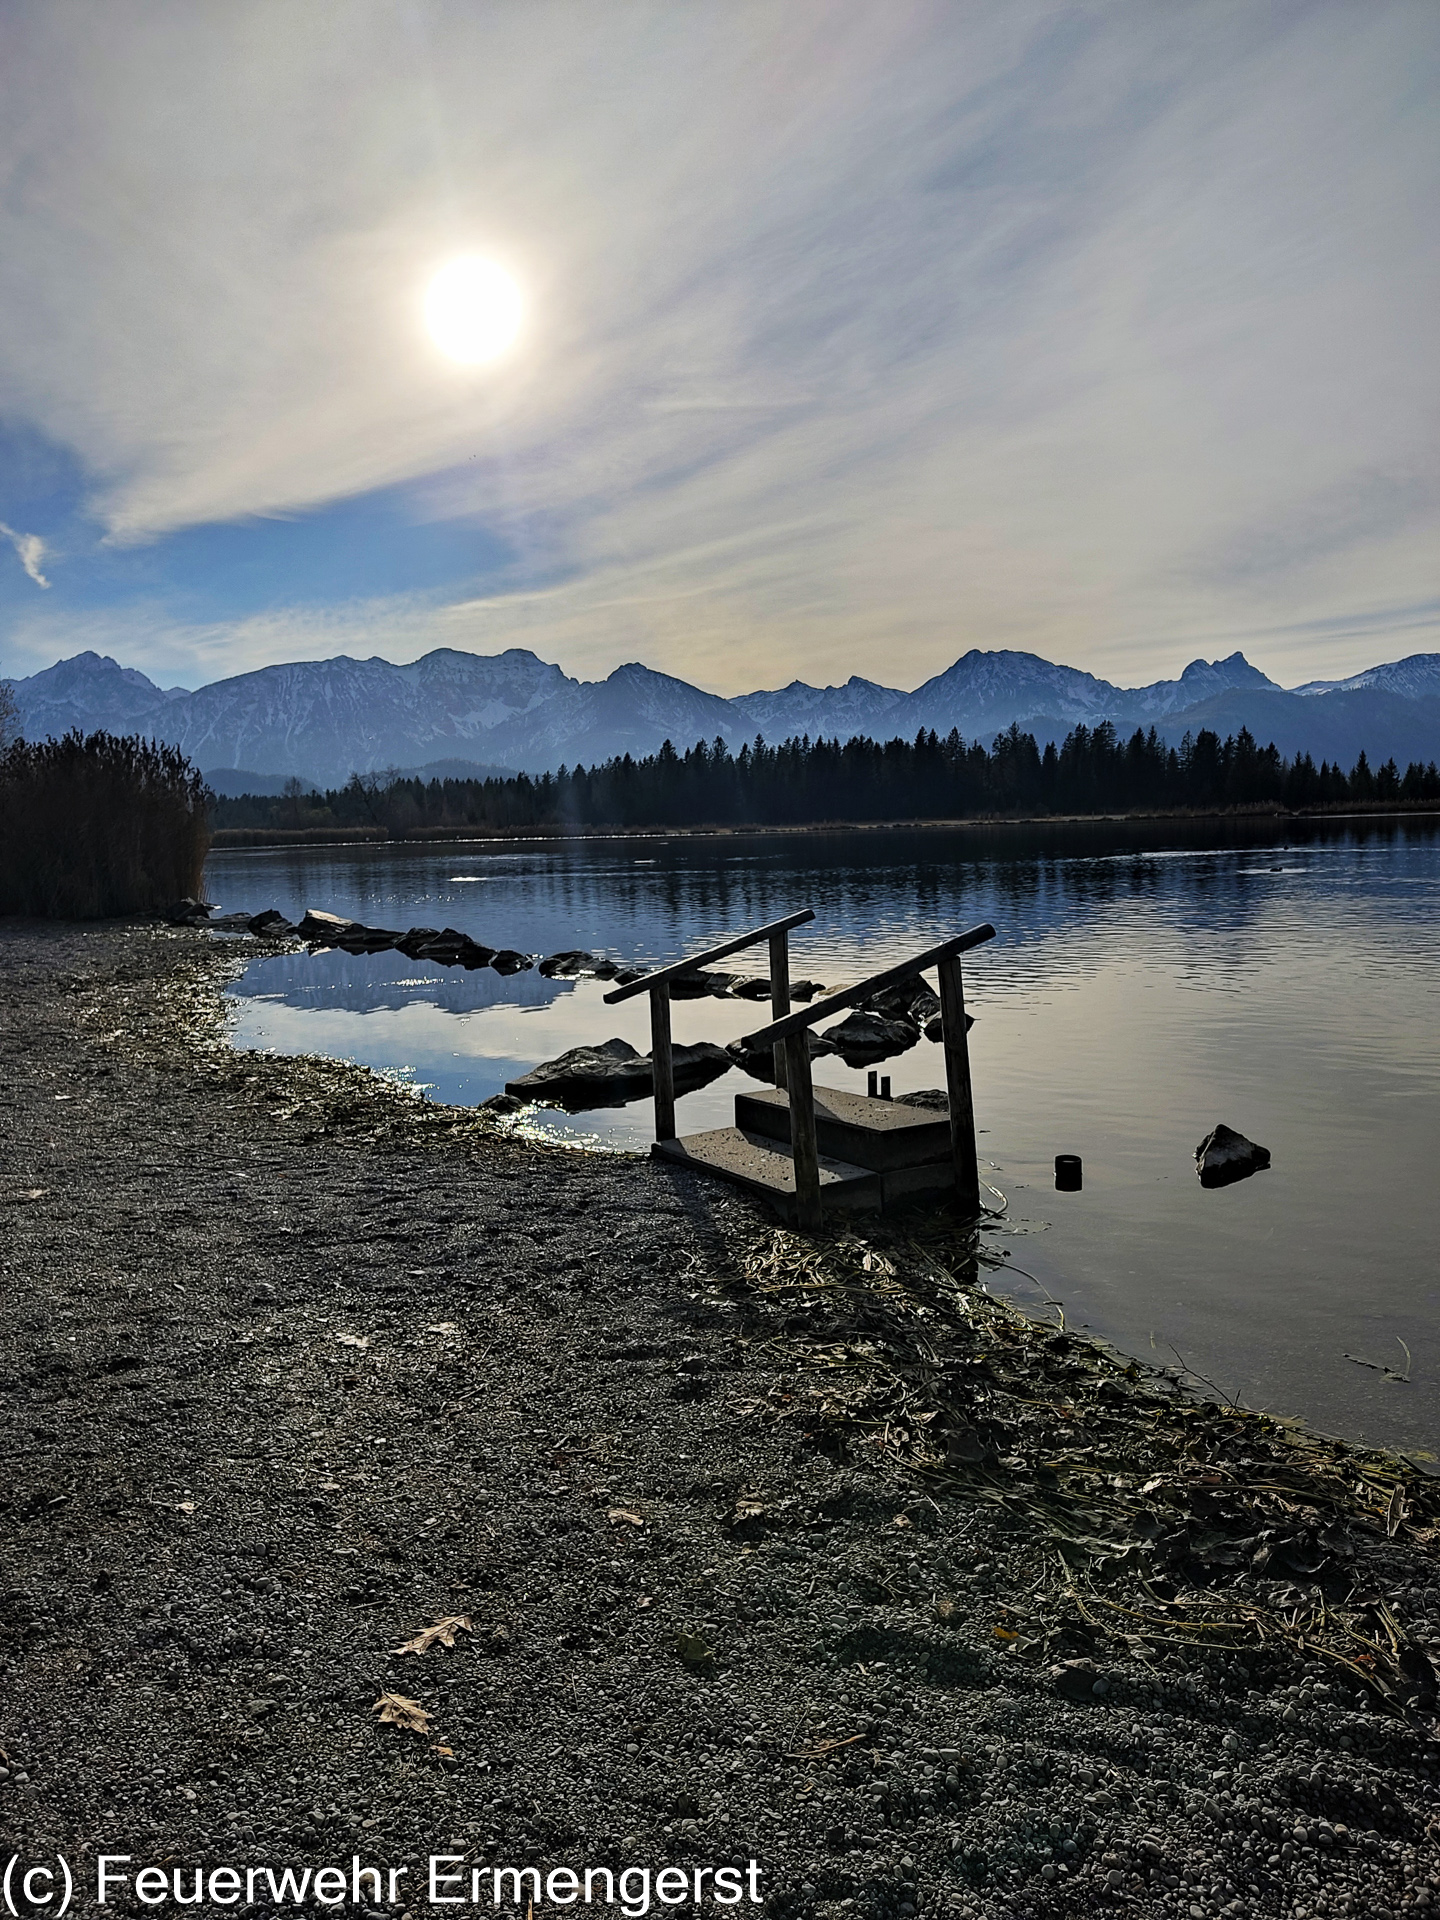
[8,644,1440,788]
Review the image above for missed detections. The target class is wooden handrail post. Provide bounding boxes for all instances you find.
[936,954,980,1216]
[769,928,791,1091]
[650,980,676,1142]
[784,1030,823,1232]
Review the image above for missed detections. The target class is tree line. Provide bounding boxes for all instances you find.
[211,721,1440,835]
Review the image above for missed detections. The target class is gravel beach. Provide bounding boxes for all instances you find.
[2,920,1437,1920]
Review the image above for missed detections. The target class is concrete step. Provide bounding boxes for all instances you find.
[652,1127,882,1220]
[734,1083,952,1173]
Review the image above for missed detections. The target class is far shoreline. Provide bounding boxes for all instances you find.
[208,799,1440,853]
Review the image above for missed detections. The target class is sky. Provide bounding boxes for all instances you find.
[0,1,1436,696]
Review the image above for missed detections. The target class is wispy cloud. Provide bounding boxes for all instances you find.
[0,3,1435,688]
[0,522,51,588]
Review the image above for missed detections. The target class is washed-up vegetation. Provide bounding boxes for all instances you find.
[714,1222,1440,1719]
[0,729,209,918]
[211,722,1440,836]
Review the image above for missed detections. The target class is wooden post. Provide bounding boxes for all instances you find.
[784,1030,823,1232]
[768,928,791,1090]
[936,955,981,1217]
[650,980,676,1143]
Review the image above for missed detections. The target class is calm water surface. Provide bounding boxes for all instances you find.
[209,818,1440,1458]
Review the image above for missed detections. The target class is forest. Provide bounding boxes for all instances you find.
[211,721,1440,836]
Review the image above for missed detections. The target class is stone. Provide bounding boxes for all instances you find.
[163,897,213,925]
[668,969,734,999]
[923,1011,975,1041]
[480,1093,526,1115]
[206,912,256,932]
[504,1037,732,1109]
[864,977,941,1024]
[820,1008,922,1066]
[1052,1659,1104,1703]
[490,949,535,975]
[725,1029,837,1082]
[537,950,598,977]
[898,1088,949,1112]
[789,981,825,1001]
[396,926,442,956]
[296,909,359,942]
[246,909,296,936]
[334,925,405,953]
[1196,1123,1271,1189]
[728,976,775,1001]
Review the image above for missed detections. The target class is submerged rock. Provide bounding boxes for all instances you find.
[821,1008,923,1066]
[537,950,598,977]
[504,1036,732,1109]
[1196,1122,1271,1188]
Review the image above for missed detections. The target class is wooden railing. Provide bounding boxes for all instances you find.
[603,909,816,1141]
[738,922,997,1229]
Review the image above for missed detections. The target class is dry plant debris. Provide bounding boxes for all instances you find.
[712,1222,1440,1719]
[390,1615,474,1656]
[372,1691,433,1735]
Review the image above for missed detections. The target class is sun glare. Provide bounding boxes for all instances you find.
[424,255,524,365]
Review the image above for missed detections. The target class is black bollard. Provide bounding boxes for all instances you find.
[867,1070,878,1098]
[880,1075,891,1100]
[1055,1153,1082,1192]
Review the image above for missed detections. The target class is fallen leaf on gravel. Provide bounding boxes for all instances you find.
[425,1322,461,1335]
[392,1615,473,1656]
[336,1333,371,1350]
[674,1630,716,1671]
[373,1691,432,1734]
[607,1507,645,1527]
[13,1189,49,1203]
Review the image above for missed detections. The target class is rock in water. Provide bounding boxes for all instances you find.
[537,950,597,977]
[297,909,358,943]
[504,1037,731,1109]
[820,1008,922,1066]
[1196,1123,1271,1188]
[864,977,941,1024]
[923,1011,975,1041]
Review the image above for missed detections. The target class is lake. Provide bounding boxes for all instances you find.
[207,816,1440,1459]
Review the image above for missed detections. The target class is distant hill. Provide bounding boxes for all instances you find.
[9,643,1439,786]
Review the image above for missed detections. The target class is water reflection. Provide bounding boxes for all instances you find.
[212,817,1440,1457]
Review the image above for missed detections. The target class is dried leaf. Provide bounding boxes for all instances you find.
[373,1691,431,1735]
[392,1615,473,1657]
[425,1322,461,1336]
[336,1333,371,1351]
[674,1630,715,1671]
[607,1507,645,1527]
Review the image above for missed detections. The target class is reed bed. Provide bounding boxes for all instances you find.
[0,730,210,919]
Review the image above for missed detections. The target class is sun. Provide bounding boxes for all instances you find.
[424,255,524,365]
